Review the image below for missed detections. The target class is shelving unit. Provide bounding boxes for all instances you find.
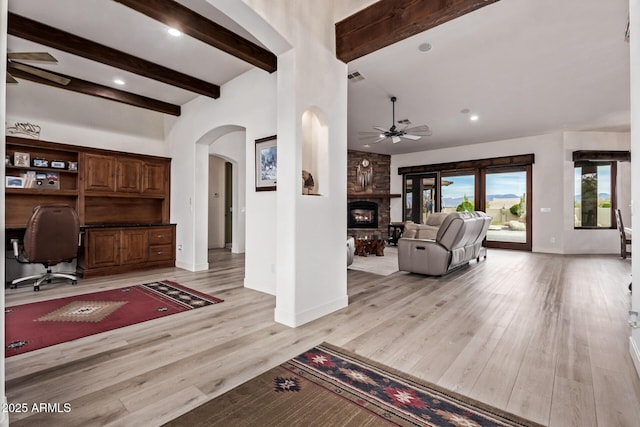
[5,136,174,277]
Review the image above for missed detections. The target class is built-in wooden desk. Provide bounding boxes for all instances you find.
[5,136,174,279]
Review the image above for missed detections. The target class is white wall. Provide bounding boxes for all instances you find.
[391,131,630,254]
[7,80,165,156]
[237,0,349,327]
[208,155,226,248]
[563,131,631,254]
[165,68,277,292]
[629,0,640,379]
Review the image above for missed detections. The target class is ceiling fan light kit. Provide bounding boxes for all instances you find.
[359,96,431,145]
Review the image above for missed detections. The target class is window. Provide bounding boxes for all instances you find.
[441,172,475,213]
[573,161,615,228]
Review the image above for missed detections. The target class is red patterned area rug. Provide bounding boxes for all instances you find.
[5,281,223,357]
[165,343,544,427]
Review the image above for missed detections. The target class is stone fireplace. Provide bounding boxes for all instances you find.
[347,201,378,229]
[347,150,398,238]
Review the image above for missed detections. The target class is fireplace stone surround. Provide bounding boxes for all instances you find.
[347,150,397,239]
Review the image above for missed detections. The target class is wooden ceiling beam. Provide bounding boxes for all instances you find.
[336,0,501,63]
[114,0,277,73]
[8,63,181,116]
[8,12,219,99]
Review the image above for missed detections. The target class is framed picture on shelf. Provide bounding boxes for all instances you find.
[5,176,25,188]
[13,152,30,167]
[255,135,277,191]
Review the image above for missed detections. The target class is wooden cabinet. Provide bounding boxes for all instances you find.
[6,136,174,278]
[83,153,144,194]
[83,153,116,192]
[78,225,175,278]
[142,159,169,195]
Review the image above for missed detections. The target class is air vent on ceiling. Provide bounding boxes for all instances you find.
[397,119,412,125]
[347,71,365,82]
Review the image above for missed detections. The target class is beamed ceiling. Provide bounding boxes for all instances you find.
[6,0,631,156]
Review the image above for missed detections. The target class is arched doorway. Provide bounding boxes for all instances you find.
[195,126,246,269]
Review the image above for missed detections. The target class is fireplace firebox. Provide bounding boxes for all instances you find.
[348,201,378,229]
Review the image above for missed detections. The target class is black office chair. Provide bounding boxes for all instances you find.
[10,204,80,291]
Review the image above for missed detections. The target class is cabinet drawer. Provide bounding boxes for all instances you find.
[149,228,173,244]
[148,244,173,261]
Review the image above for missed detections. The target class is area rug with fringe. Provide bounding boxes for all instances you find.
[165,342,543,427]
[5,280,223,357]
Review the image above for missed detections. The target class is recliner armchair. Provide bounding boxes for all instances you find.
[10,204,80,291]
[398,211,491,276]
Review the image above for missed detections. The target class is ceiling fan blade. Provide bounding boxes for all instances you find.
[373,126,389,133]
[6,72,18,84]
[370,137,387,144]
[392,136,401,144]
[8,62,71,86]
[8,52,58,62]
[400,134,421,140]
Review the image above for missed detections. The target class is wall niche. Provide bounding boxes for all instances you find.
[301,108,328,196]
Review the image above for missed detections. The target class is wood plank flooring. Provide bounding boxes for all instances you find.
[4,249,640,426]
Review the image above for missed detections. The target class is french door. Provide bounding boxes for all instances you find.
[480,165,532,250]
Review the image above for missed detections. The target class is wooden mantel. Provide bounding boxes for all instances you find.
[347,193,401,199]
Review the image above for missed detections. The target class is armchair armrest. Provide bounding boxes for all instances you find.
[398,237,450,276]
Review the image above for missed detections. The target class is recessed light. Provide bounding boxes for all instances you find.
[460,108,470,114]
[363,144,371,148]
[113,79,125,85]
[470,115,479,121]
[168,28,182,37]
[418,43,432,52]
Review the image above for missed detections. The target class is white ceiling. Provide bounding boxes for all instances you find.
[6,0,632,156]
[347,0,631,155]
[7,0,259,105]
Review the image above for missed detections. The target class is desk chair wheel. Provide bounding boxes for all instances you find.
[34,285,40,292]
[72,280,77,285]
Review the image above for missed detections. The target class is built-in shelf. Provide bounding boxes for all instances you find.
[347,193,401,199]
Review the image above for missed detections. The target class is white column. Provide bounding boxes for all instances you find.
[1,2,8,424]
[629,0,640,377]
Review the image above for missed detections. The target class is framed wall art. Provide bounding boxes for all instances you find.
[255,135,277,191]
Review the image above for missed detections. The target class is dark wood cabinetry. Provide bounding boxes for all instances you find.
[78,225,176,278]
[6,136,175,278]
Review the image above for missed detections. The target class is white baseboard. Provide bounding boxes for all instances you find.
[630,336,640,379]
[175,261,209,272]
[243,278,275,295]
[274,295,348,328]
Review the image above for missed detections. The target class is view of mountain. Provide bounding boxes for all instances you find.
[442,194,520,207]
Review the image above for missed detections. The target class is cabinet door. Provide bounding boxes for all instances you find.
[116,158,142,193]
[86,229,120,268]
[121,229,148,265]
[84,154,116,192]
[142,160,168,195]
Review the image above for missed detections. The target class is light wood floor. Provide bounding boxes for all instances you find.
[4,249,640,426]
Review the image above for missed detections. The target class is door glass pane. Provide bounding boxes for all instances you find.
[421,177,436,223]
[404,177,413,222]
[574,163,612,228]
[441,174,475,213]
[485,170,527,243]
[404,174,438,223]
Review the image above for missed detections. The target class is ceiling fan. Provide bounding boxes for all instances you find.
[6,51,70,86]
[359,96,432,144]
